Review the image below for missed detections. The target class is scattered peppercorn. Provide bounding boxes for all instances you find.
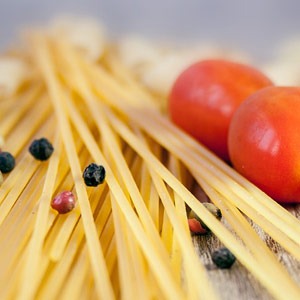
[212,248,236,269]
[29,138,54,161]
[82,163,106,187]
[188,202,222,234]
[0,152,15,173]
[200,203,222,230]
[188,218,207,235]
[51,191,76,214]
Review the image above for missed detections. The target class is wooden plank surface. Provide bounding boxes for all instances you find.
[193,204,300,300]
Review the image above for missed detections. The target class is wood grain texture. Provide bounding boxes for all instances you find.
[193,205,300,300]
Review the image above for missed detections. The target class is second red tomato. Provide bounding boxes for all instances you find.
[228,87,300,203]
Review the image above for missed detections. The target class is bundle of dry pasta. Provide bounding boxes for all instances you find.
[0,27,300,300]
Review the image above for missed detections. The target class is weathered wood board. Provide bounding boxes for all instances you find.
[193,205,300,300]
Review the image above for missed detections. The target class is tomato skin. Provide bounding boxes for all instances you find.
[228,87,300,203]
[169,59,273,160]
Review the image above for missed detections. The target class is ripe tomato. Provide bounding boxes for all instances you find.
[169,59,273,160]
[228,87,300,203]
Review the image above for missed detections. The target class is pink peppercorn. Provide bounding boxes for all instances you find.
[188,218,207,235]
[51,191,76,214]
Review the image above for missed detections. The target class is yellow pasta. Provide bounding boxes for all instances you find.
[33,34,115,300]
[1,29,300,300]
[18,135,61,300]
[104,105,300,300]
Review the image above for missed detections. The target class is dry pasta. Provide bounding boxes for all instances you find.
[0,28,299,300]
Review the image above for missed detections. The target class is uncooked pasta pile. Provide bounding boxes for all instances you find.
[1,19,300,300]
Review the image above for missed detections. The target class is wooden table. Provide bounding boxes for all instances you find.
[193,204,300,300]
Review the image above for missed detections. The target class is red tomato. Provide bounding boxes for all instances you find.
[228,87,300,203]
[169,59,273,160]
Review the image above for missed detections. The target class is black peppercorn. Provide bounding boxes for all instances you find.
[0,152,15,173]
[83,163,106,187]
[212,248,236,269]
[29,138,54,161]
